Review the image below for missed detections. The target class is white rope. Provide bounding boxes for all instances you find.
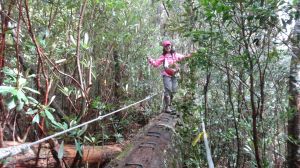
[0,93,158,160]
[201,118,214,168]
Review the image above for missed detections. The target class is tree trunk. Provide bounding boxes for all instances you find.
[113,50,121,102]
[287,8,300,167]
[0,0,13,149]
[106,113,182,168]
[2,141,123,168]
[203,71,211,122]
[225,64,241,168]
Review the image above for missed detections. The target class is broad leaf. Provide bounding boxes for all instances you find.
[16,91,28,104]
[26,108,38,115]
[44,109,57,124]
[58,141,64,160]
[23,87,40,94]
[6,99,16,110]
[32,114,40,124]
[75,139,82,156]
[16,100,24,111]
[0,86,15,95]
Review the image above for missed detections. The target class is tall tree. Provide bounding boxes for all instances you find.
[288,3,300,167]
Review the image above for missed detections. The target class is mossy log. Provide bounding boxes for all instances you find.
[106,112,182,168]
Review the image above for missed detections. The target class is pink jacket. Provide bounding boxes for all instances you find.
[148,53,188,77]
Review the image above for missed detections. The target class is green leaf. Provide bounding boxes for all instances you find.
[58,141,64,160]
[18,78,27,87]
[75,139,82,156]
[84,136,92,143]
[63,122,68,130]
[55,59,66,64]
[44,109,56,124]
[70,120,77,127]
[0,86,15,95]
[82,43,90,49]
[293,0,299,5]
[70,35,76,45]
[32,114,40,124]
[27,74,36,78]
[59,87,72,96]
[48,96,56,106]
[52,122,65,130]
[85,135,96,144]
[6,34,14,45]
[16,100,24,111]
[16,91,28,104]
[23,87,40,94]
[114,133,124,143]
[84,33,89,45]
[28,96,39,105]
[6,99,16,110]
[77,125,88,137]
[26,108,38,115]
[192,132,204,146]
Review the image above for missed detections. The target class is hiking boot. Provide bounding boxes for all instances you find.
[165,106,172,113]
[164,95,172,113]
[170,109,177,115]
[177,120,184,126]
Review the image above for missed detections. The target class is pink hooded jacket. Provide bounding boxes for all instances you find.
[148,52,189,77]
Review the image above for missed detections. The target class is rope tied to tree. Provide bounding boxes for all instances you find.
[0,93,159,160]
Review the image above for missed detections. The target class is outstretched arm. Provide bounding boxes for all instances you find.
[147,55,165,67]
[174,52,194,62]
[186,53,193,58]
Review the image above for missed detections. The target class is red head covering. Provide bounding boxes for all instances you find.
[162,40,171,47]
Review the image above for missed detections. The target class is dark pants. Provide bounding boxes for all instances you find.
[163,75,178,97]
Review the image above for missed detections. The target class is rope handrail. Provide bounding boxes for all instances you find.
[201,118,214,168]
[0,93,159,160]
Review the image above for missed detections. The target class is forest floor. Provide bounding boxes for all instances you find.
[2,108,181,168]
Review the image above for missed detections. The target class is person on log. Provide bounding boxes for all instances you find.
[147,40,193,114]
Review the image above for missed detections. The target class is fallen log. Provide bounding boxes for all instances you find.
[2,141,123,167]
[106,112,182,168]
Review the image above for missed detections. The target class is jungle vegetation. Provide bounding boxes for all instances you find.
[0,0,299,167]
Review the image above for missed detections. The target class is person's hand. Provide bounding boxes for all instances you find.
[186,53,192,58]
[147,56,151,62]
[187,50,197,58]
